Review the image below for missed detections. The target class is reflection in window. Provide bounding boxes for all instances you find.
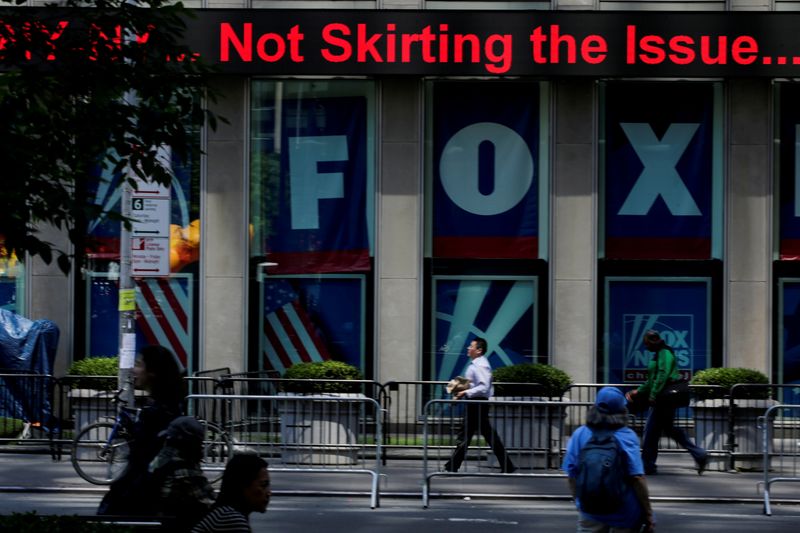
[80,133,201,371]
[0,237,24,315]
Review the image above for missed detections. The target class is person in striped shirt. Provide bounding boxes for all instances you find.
[191,454,270,533]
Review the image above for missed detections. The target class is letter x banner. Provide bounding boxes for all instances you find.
[603,82,717,259]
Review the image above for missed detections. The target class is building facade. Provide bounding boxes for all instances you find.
[5,0,800,401]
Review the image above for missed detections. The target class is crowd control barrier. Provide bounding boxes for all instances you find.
[185,393,384,508]
[760,403,800,515]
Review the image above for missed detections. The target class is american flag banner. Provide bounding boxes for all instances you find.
[135,275,193,368]
[261,279,331,375]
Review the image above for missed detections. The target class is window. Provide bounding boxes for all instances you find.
[424,81,549,380]
[249,80,376,376]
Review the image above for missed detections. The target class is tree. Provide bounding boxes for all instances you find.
[0,0,219,273]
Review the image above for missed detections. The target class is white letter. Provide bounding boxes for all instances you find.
[618,123,702,216]
[288,135,348,230]
[439,122,534,216]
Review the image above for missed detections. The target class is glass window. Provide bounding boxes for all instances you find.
[249,80,375,376]
[79,132,201,373]
[424,81,549,381]
[0,237,24,315]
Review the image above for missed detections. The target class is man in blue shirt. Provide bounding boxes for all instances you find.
[443,337,516,473]
[563,387,655,532]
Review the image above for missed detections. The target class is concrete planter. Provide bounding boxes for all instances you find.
[278,392,365,465]
[694,398,777,471]
[488,396,568,469]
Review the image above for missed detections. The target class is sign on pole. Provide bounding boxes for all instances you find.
[131,177,171,277]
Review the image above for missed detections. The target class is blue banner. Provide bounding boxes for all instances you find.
[778,84,800,260]
[432,83,540,259]
[779,281,800,404]
[604,83,715,259]
[254,96,369,274]
[432,277,537,381]
[604,278,711,384]
[260,276,364,374]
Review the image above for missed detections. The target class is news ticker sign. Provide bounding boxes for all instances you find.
[6,9,800,76]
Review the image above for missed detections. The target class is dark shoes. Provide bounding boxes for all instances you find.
[502,464,518,474]
[696,454,709,476]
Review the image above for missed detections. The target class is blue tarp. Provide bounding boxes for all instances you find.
[0,309,60,426]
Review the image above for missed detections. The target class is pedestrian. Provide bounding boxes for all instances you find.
[625,330,708,476]
[150,416,216,532]
[98,344,186,516]
[442,337,516,473]
[563,386,655,533]
[191,454,270,533]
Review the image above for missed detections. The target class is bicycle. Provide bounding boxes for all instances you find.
[71,390,232,485]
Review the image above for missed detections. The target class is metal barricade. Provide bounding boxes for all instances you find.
[421,397,575,507]
[761,403,800,515]
[0,372,56,447]
[185,393,384,508]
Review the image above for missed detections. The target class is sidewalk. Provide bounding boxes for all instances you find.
[0,451,794,506]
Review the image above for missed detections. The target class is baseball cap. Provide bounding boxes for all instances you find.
[160,416,204,444]
[595,386,627,414]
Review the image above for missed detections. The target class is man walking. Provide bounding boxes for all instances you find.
[443,337,516,473]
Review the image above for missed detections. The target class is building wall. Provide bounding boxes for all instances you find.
[13,2,787,383]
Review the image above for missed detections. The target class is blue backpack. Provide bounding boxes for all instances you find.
[575,428,627,515]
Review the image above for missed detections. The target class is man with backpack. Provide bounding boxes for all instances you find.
[562,386,655,532]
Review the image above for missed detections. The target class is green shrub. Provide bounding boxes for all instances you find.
[281,360,364,394]
[493,363,573,397]
[67,356,119,391]
[0,417,25,438]
[0,512,134,532]
[691,367,770,399]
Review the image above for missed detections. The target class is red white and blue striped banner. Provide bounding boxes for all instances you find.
[260,279,331,375]
[87,273,193,370]
[135,276,192,368]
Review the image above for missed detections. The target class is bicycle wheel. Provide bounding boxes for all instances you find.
[199,421,231,483]
[71,422,131,485]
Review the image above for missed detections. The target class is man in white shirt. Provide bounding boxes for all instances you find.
[443,337,517,473]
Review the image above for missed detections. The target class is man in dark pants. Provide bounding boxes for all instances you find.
[443,337,516,473]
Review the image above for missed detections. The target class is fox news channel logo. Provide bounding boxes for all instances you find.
[623,314,694,382]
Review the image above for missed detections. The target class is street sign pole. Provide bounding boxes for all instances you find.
[118,177,137,407]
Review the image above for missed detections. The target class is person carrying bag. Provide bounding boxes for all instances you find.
[625,330,708,476]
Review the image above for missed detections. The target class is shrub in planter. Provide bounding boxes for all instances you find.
[281,360,364,394]
[0,417,24,438]
[691,367,769,399]
[493,363,573,398]
[67,356,119,391]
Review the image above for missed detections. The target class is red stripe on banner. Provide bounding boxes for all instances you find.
[262,313,294,371]
[291,301,331,360]
[157,278,187,330]
[780,239,800,260]
[138,281,188,365]
[433,237,538,259]
[605,237,711,259]
[266,250,370,274]
[275,305,314,364]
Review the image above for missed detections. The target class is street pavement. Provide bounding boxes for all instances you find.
[1,451,799,531]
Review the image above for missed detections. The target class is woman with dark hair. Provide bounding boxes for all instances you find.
[192,454,270,533]
[98,345,186,516]
[626,330,707,476]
